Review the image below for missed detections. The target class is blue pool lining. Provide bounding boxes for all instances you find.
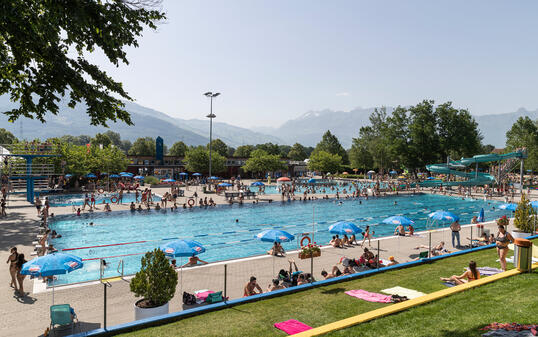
[69,234,537,337]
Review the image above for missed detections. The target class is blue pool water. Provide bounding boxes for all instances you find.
[45,192,154,207]
[49,194,509,285]
[249,182,387,195]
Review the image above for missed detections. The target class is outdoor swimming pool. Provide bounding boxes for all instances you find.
[49,194,510,285]
[44,192,155,207]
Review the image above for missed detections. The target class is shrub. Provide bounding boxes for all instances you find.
[130,249,178,308]
[144,176,160,185]
[513,193,535,233]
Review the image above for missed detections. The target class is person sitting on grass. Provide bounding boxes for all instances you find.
[267,279,285,292]
[181,254,208,267]
[267,242,286,257]
[244,276,263,297]
[440,260,480,285]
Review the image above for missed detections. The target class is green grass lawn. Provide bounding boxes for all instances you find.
[120,241,537,337]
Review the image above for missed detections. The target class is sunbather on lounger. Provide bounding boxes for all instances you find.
[440,260,480,285]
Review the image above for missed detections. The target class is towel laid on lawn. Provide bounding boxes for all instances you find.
[345,289,392,303]
[381,286,425,299]
[274,319,312,335]
[468,267,504,276]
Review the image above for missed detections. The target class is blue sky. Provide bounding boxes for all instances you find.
[89,1,538,128]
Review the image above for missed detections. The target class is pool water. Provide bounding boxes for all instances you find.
[49,194,509,285]
[249,182,388,195]
[44,192,154,207]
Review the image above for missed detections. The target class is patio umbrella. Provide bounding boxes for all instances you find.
[160,240,206,257]
[192,173,202,176]
[382,216,414,226]
[179,172,188,176]
[307,178,316,183]
[367,170,375,174]
[21,252,83,304]
[389,170,397,174]
[251,181,265,186]
[133,175,145,180]
[120,172,133,178]
[499,203,517,211]
[65,174,73,178]
[163,178,176,183]
[218,182,232,187]
[119,172,132,176]
[109,174,120,178]
[426,177,435,180]
[428,210,459,222]
[160,240,206,296]
[531,201,538,209]
[328,221,362,235]
[85,173,97,178]
[255,229,295,243]
[100,172,108,176]
[208,176,220,180]
[277,177,291,182]
[477,208,485,222]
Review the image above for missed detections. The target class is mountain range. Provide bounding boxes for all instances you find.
[0,95,536,148]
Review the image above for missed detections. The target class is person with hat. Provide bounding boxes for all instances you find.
[386,256,399,266]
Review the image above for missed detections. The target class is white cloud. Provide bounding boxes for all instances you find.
[335,92,350,96]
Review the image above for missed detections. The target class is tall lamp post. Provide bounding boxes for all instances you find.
[204,92,220,183]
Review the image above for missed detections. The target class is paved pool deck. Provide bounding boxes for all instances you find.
[0,184,531,336]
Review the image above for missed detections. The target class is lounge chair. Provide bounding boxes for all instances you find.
[50,304,77,336]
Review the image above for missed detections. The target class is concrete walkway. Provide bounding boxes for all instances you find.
[0,185,524,337]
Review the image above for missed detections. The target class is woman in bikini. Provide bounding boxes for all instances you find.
[440,260,480,285]
[15,253,27,296]
[361,225,372,247]
[495,224,514,271]
[6,247,18,289]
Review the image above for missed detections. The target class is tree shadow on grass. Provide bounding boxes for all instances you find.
[321,288,346,294]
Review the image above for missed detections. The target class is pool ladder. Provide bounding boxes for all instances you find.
[99,258,125,282]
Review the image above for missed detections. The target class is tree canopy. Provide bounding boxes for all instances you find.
[234,145,254,158]
[242,149,287,176]
[0,128,17,144]
[169,141,188,157]
[184,146,225,174]
[207,139,229,157]
[128,137,156,156]
[314,130,348,164]
[0,0,165,126]
[288,143,308,161]
[505,116,538,171]
[308,150,342,174]
[351,101,483,174]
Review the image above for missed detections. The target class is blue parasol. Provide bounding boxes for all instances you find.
[428,210,460,222]
[499,203,517,211]
[251,181,265,186]
[255,229,295,243]
[382,216,414,226]
[477,208,485,222]
[160,239,206,257]
[328,221,362,235]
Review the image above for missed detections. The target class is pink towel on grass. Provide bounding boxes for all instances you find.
[195,291,214,301]
[274,319,313,335]
[345,289,392,303]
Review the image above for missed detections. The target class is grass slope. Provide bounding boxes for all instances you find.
[121,241,537,337]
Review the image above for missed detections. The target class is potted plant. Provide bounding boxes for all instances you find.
[130,249,178,320]
[512,193,535,239]
[298,243,321,259]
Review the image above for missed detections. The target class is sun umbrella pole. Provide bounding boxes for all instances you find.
[180,258,183,297]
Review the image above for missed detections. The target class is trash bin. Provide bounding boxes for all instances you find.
[514,238,532,272]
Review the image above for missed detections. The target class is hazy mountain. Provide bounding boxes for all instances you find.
[254,107,394,148]
[0,94,535,149]
[123,101,285,147]
[0,96,282,147]
[474,108,538,148]
[258,107,537,148]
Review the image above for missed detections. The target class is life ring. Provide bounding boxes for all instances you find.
[98,188,104,194]
[110,196,118,203]
[300,236,311,247]
[187,199,195,206]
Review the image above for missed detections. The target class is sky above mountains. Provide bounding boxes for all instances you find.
[86,0,538,128]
